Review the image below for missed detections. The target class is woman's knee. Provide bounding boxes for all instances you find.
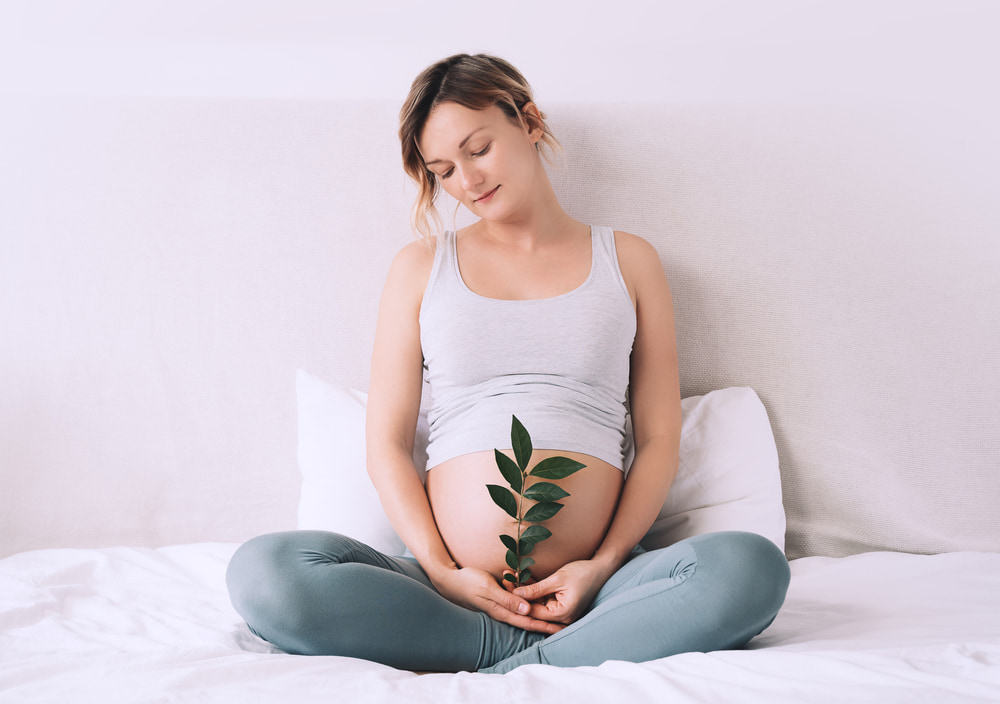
[227,532,295,619]
[736,532,790,611]
[693,531,791,618]
[226,531,350,622]
[226,530,375,654]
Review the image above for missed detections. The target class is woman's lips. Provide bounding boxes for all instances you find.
[475,186,499,203]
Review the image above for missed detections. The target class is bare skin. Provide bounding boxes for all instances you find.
[366,101,681,634]
[427,449,624,583]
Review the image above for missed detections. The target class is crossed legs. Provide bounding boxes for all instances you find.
[226,530,789,673]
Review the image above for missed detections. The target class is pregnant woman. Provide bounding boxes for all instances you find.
[226,53,790,674]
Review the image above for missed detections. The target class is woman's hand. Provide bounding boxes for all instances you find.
[431,566,565,635]
[508,559,613,625]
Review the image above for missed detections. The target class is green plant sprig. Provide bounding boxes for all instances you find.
[487,415,586,587]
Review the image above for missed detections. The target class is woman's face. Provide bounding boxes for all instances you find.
[418,102,542,222]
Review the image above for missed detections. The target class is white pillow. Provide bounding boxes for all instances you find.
[638,387,786,552]
[296,371,784,557]
[295,369,428,556]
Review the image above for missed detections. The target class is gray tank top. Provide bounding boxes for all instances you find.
[419,225,637,470]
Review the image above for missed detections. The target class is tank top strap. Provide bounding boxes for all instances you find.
[423,230,459,301]
[426,226,628,302]
[590,225,631,301]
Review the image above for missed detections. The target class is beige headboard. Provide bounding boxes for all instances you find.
[3,97,997,559]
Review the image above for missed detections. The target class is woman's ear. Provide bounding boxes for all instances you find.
[521,102,545,142]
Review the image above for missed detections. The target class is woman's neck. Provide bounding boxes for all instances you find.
[468,154,584,249]
[472,189,585,251]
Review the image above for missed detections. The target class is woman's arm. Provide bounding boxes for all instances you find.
[512,232,681,623]
[366,240,562,634]
[366,240,450,576]
[592,231,681,569]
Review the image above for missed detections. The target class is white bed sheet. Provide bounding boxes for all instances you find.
[1,543,998,703]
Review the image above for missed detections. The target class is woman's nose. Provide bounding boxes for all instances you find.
[458,164,483,191]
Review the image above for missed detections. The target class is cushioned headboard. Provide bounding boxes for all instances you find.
[548,105,1000,558]
[2,97,998,559]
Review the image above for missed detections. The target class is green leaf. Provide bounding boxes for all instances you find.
[511,415,532,472]
[519,539,536,556]
[524,501,563,522]
[503,573,518,585]
[487,484,519,519]
[528,456,586,480]
[523,481,570,502]
[494,450,523,493]
[519,568,532,584]
[505,549,519,571]
[519,525,552,544]
[517,556,535,571]
[499,534,518,553]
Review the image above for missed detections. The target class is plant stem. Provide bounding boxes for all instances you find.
[515,467,526,583]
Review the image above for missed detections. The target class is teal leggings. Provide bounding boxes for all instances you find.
[226,530,789,673]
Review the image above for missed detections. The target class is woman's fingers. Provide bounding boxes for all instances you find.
[510,577,571,622]
[437,566,566,633]
[481,577,564,633]
[482,599,565,634]
[513,574,560,601]
[484,578,529,613]
[500,570,517,593]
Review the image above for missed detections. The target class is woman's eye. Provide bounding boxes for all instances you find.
[473,144,491,157]
[441,168,454,179]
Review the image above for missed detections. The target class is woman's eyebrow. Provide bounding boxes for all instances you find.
[424,127,487,166]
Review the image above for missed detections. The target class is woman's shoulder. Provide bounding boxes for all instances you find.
[612,229,658,259]
[391,235,439,278]
[612,230,665,279]
[382,236,438,305]
[609,230,669,307]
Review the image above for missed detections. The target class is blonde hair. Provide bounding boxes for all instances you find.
[398,54,560,239]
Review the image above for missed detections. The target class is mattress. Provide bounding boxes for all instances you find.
[2,543,998,703]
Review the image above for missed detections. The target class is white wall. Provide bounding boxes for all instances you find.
[2,0,997,106]
[2,1,998,556]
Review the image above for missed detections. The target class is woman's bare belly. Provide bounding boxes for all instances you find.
[426,449,624,582]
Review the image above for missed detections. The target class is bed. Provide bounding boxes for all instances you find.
[3,93,998,701]
[3,544,1000,702]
